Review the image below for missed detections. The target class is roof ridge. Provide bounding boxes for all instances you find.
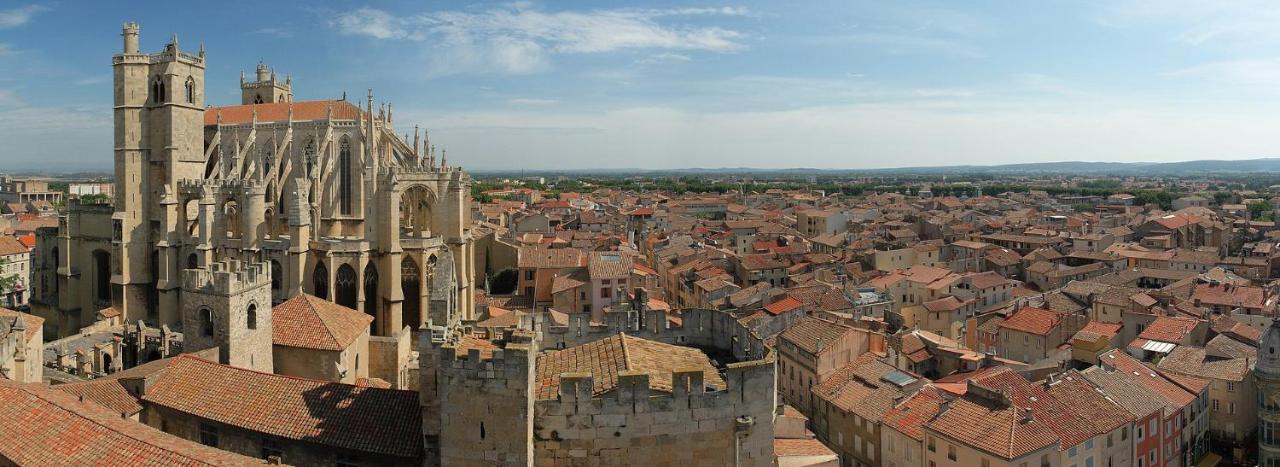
[618,332,632,371]
[305,295,344,348]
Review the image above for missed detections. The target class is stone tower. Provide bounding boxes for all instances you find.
[1257,317,1280,464]
[180,259,273,372]
[112,23,207,324]
[240,62,292,105]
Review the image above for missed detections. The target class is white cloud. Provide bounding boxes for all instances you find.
[332,5,748,75]
[0,5,46,29]
[636,52,691,64]
[0,43,13,56]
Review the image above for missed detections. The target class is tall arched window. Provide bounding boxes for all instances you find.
[363,262,378,334]
[338,138,353,215]
[152,77,166,103]
[185,77,195,104]
[247,303,258,330]
[313,262,329,300]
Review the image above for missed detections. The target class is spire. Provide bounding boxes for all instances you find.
[441,148,448,169]
[170,33,179,51]
[240,70,245,86]
[413,125,420,158]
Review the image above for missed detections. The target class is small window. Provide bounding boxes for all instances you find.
[200,309,214,337]
[184,77,195,104]
[199,423,219,447]
[336,453,359,467]
[247,304,257,330]
[261,438,283,461]
[947,444,956,461]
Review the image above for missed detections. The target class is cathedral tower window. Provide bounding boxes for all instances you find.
[247,303,258,330]
[185,77,195,104]
[200,308,214,337]
[254,93,263,104]
[339,137,353,215]
[151,76,166,103]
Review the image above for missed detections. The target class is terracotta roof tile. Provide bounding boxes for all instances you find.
[272,294,372,351]
[204,100,363,125]
[997,307,1062,336]
[0,379,255,465]
[143,355,421,458]
[533,334,724,400]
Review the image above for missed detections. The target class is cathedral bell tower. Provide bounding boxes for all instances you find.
[1257,317,1280,464]
[240,62,292,105]
[112,23,206,325]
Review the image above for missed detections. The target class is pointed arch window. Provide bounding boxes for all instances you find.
[339,137,353,215]
[152,76,166,104]
[254,93,264,104]
[185,77,195,104]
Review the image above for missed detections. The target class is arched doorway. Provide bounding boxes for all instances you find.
[335,264,357,310]
[363,263,378,334]
[313,262,329,300]
[402,257,420,331]
[92,249,111,305]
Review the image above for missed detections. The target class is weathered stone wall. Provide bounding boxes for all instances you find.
[428,333,535,466]
[180,260,272,372]
[539,306,769,363]
[368,325,411,388]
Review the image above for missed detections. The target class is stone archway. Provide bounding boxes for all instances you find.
[398,183,438,239]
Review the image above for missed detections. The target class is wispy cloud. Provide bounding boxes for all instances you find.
[0,5,46,29]
[0,43,14,56]
[636,52,691,64]
[332,5,748,75]
[508,98,559,105]
[1102,0,1280,46]
[253,27,294,38]
[1169,58,1280,94]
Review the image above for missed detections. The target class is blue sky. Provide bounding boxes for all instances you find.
[3,1,1280,171]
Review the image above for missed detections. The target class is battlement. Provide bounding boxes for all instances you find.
[180,259,269,295]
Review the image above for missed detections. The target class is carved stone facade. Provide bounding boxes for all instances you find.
[29,23,474,372]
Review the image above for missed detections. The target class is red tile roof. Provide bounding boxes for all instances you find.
[272,294,372,351]
[881,385,946,441]
[1136,316,1198,343]
[143,355,421,458]
[997,307,1062,336]
[774,438,837,458]
[205,100,363,125]
[763,295,804,315]
[0,379,255,465]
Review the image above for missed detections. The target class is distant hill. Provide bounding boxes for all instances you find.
[472,158,1280,177]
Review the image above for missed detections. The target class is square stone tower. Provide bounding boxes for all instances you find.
[180,259,273,372]
[112,23,207,324]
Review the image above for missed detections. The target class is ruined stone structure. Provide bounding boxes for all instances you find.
[419,291,777,466]
[29,24,474,367]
